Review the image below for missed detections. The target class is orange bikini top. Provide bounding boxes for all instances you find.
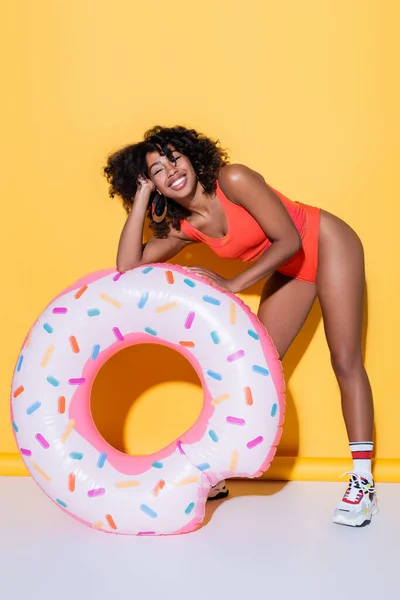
[180,181,308,262]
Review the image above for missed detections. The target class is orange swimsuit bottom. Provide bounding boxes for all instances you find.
[180,181,321,284]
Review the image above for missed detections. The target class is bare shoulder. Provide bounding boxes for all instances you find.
[218,164,266,202]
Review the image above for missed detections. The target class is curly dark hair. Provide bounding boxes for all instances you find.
[103,125,230,238]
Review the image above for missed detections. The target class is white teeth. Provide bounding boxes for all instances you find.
[170,176,185,188]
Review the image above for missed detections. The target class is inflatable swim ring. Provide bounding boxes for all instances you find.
[10,264,285,535]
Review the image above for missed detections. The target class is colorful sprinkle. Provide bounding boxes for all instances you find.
[244,386,253,406]
[184,311,195,329]
[68,473,76,492]
[202,295,221,306]
[97,452,107,468]
[43,323,53,334]
[32,463,51,481]
[197,463,210,471]
[211,393,230,406]
[13,385,24,398]
[69,336,80,354]
[21,448,31,456]
[35,434,50,449]
[227,349,245,362]
[175,476,199,486]
[112,327,124,341]
[271,403,278,417]
[137,292,149,309]
[177,441,185,455]
[185,502,195,515]
[207,370,222,381]
[24,330,32,349]
[106,514,117,530]
[53,307,68,314]
[247,436,264,449]
[156,301,179,313]
[56,498,67,508]
[140,504,158,518]
[209,430,219,442]
[183,278,196,288]
[87,308,100,317]
[58,396,66,414]
[12,421,18,433]
[100,293,122,308]
[145,327,157,336]
[69,452,83,460]
[179,341,195,348]
[26,401,41,415]
[252,365,270,376]
[113,271,124,281]
[91,344,100,360]
[248,329,259,340]
[153,480,165,497]
[93,521,104,529]
[211,331,220,344]
[60,419,75,443]
[68,378,86,385]
[88,488,106,498]
[74,285,88,299]
[230,450,239,471]
[115,480,140,489]
[230,302,236,324]
[226,416,246,426]
[17,355,24,372]
[142,266,153,274]
[47,376,60,387]
[152,461,163,469]
[165,270,174,284]
[41,345,55,368]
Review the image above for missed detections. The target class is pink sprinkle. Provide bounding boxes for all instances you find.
[68,378,86,385]
[177,441,185,455]
[138,531,156,536]
[52,307,68,314]
[21,448,32,456]
[113,272,125,281]
[88,488,106,498]
[247,436,264,449]
[35,434,50,449]
[184,311,195,329]
[226,416,246,426]
[227,349,245,362]
[113,327,124,341]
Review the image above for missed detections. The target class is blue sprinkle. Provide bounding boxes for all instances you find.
[91,344,100,360]
[252,365,270,376]
[140,504,158,518]
[26,401,41,415]
[183,278,196,288]
[202,295,221,306]
[142,267,153,274]
[137,292,149,309]
[87,308,100,317]
[185,502,195,515]
[271,403,278,417]
[145,327,157,336]
[17,355,24,372]
[56,498,67,508]
[43,323,53,334]
[152,461,163,469]
[248,329,260,340]
[12,421,18,433]
[208,430,219,442]
[70,452,83,460]
[207,370,222,381]
[97,452,107,468]
[197,463,210,471]
[211,331,220,345]
[47,376,60,387]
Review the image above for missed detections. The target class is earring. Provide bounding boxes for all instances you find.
[151,192,168,223]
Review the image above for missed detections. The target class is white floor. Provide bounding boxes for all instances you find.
[1,477,399,600]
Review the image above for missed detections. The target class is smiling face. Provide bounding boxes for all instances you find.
[146,148,198,200]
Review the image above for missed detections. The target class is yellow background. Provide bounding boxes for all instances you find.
[1,1,399,480]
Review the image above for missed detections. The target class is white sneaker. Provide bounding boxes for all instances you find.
[333,472,378,528]
[207,480,229,501]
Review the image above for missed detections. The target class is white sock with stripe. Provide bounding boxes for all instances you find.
[349,441,373,477]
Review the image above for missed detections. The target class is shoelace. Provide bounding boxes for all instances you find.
[340,471,375,503]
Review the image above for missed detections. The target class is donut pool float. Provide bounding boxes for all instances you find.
[10,264,285,535]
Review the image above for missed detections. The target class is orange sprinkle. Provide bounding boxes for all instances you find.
[25,329,32,349]
[230,450,239,472]
[153,479,165,497]
[105,514,117,530]
[155,301,179,313]
[179,341,195,348]
[99,293,122,308]
[244,386,253,406]
[60,419,75,443]
[13,385,24,398]
[33,462,51,481]
[165,270,174,284]
[230,302,236,324]
[68,473,75,492]
[175,476,199,486]
[211,393,230,406]
[115,480,141,489]
[93,521,104,530]
[74,285,88,300]
[69,336,80,354]
[41,345,55,368]
[58,396,66,414]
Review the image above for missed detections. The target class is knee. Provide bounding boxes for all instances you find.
[330,348,364,380]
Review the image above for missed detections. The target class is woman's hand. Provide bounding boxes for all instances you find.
[136,175,156,197]
[184,267,236,293]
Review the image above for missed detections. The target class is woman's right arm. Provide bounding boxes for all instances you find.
[116,184,192,272]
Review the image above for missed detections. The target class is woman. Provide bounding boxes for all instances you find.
[104,125,376,528]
